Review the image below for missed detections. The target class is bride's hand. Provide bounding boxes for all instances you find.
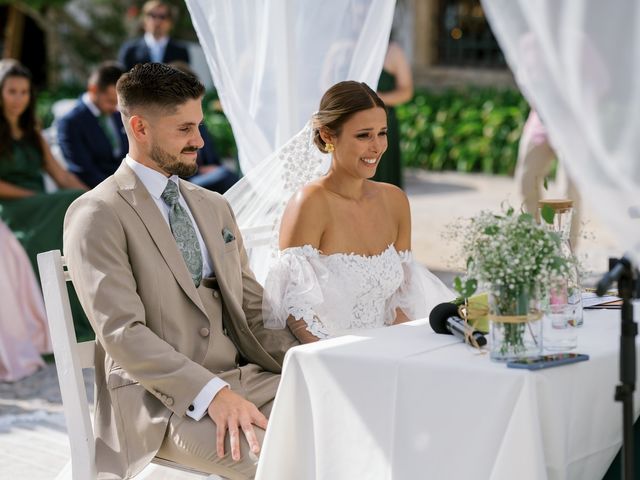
[286,316,321,343]
[393,308,410,325]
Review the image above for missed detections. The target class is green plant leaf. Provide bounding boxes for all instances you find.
[541,204,555,224]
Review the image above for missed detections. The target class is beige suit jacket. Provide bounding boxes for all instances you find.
[63,163,297,479]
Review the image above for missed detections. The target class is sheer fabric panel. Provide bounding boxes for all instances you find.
[482,0,640,264]
[186,0,396,172]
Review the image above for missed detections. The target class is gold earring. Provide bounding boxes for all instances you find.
[325,143,334,153]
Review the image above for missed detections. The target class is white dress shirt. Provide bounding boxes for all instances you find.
[124,155,228,420]
[144,33,169,63]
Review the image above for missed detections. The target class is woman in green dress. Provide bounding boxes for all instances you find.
[373,41,414,189]
[0,59,91,338]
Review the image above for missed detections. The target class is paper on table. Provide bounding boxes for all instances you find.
[582,291,622,308]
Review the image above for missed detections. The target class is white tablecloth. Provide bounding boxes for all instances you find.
[256,309,640,480]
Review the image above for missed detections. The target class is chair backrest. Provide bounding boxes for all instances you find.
[37,250,221,479]
[37,250,97,479]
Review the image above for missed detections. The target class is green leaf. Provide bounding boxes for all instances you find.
[464,279,478,297]
[454,277,463,294]
[518,212,534,224]
[543,176,549,190]
[541,204,555,224]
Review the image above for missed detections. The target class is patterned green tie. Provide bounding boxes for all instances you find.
[98,115,118,151]
[161,180,203,287]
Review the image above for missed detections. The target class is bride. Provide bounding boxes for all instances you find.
[260,81,454,343]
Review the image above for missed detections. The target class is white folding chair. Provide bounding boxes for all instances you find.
[37,250,221,480]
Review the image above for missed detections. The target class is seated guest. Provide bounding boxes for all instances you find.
[118,0,190,71]
[57,61,127,188]
[0,59,92,340]
[189,125,240,193]
[0,220,52,382]
[169,61,239,193]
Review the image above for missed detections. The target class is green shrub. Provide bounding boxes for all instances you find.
[397,88,530,175]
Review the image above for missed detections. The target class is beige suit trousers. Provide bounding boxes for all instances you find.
[156,282,279,480]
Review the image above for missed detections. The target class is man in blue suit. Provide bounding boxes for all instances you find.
[118,1,190,71]
[57,62,127,188]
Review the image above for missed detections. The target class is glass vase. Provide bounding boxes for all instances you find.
[488,286,543,362]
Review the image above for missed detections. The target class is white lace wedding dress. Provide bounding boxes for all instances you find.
[224,122,455,338]
[263,244,455,338]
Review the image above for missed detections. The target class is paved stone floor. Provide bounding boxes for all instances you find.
[0,170,619,479]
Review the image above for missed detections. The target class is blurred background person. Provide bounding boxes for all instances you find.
[57,61,127,188]
[170,61,239,193]
[516,108,581,246]
[373,38,413,190]
[0,220,51,383]
[118,0,190,71]
[0,59,91,339]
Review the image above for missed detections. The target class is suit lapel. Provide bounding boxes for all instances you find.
[114,164,206,316]
[181,184,232,296]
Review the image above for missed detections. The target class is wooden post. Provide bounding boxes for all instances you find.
[2,6,25,59]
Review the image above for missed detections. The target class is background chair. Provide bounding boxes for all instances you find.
[37,250,222,480]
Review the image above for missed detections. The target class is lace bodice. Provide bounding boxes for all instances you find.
[263,244,455,339]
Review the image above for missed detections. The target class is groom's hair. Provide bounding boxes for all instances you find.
[312,81,386,153]
[116,62,204,118]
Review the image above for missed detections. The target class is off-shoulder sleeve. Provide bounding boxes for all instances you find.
[262,246,330,339]
[385,251,456,324]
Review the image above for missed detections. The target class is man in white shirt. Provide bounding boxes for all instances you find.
[63,62,297,479]
[118,0,190,71]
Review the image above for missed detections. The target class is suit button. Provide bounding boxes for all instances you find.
[213,291,220,299]
[200,327,210,337]
[165,397,174,406]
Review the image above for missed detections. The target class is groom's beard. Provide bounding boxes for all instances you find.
[150,143,199,178]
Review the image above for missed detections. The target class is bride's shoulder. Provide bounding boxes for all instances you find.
[371,181,410,210]
[280,181,330,248]
[287,181,331,212]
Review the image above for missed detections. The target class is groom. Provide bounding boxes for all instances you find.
[63,63,297,479]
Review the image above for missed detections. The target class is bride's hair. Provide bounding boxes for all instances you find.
[311,81,386,153]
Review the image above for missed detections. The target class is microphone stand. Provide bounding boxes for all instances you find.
[597,257,638,480]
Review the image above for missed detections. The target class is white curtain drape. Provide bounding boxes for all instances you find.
[185,0,396,173]
[481,0,640,265]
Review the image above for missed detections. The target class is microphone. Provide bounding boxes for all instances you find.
[596,256,632,296]
[429,302,487,347]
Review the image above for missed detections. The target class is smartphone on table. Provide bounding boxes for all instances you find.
[507,353,589,370]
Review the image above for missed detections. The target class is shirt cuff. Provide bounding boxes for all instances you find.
[185,377,229,421]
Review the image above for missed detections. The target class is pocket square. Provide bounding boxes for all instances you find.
[222,227,236,243]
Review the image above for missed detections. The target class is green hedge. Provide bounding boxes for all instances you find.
[38,87,529,175]
[397,88,529,175]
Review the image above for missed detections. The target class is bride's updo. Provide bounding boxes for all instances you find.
[311,81,386,153]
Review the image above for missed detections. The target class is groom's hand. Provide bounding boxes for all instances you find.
[207,387,268,461]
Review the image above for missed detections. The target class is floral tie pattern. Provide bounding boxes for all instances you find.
[161,180,203,287]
